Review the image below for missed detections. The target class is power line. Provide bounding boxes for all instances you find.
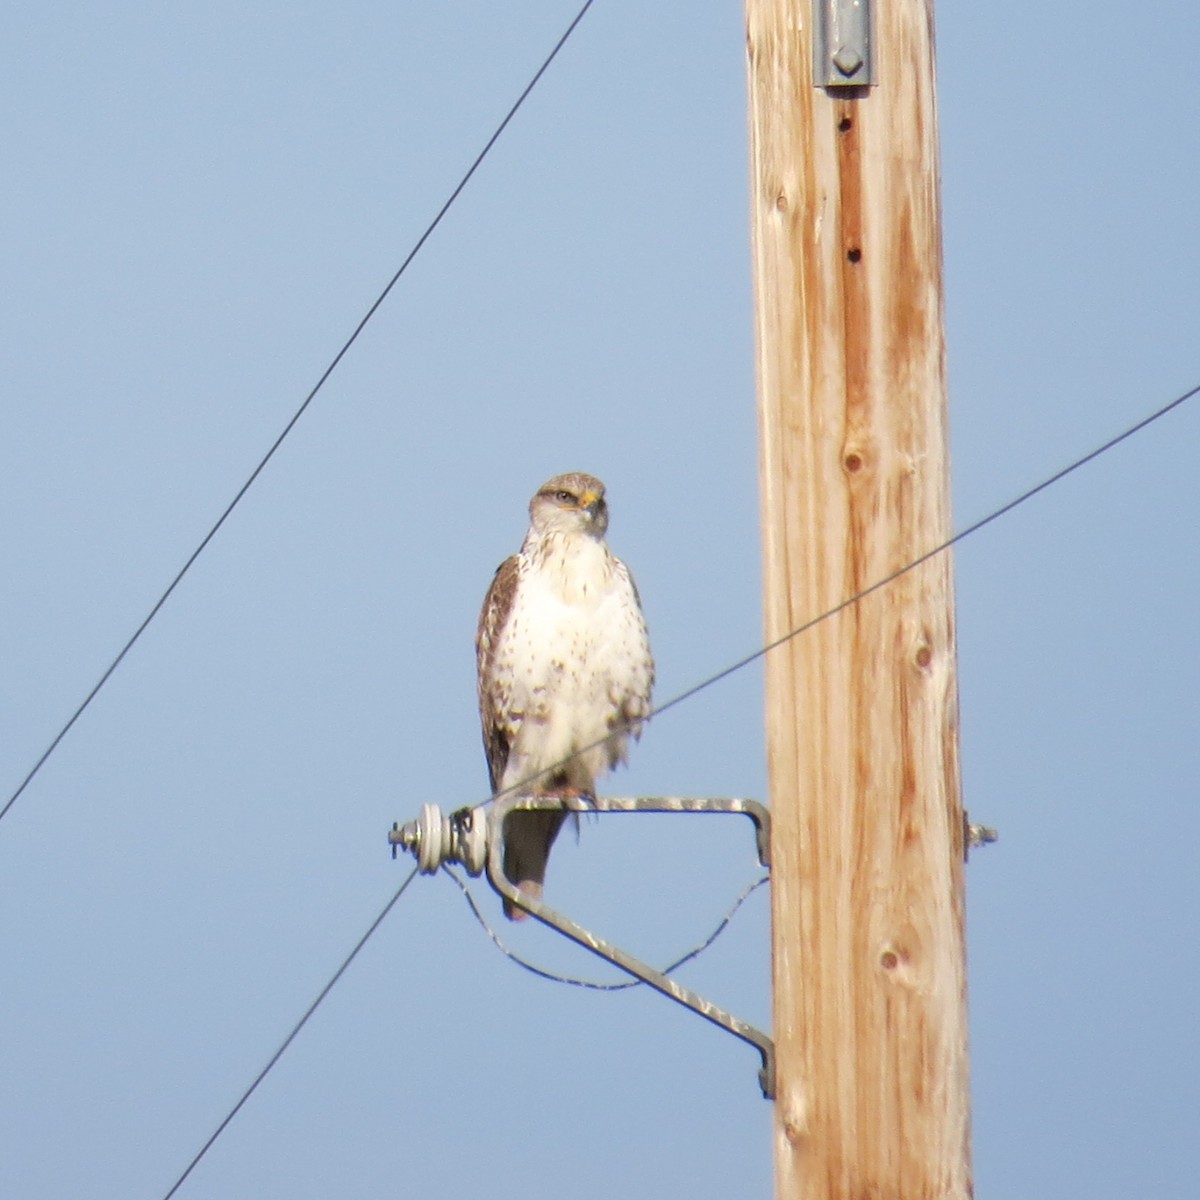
[443,864,769,989]
[158,865,419,1200]
[0,0,598,830]
[647,379,1200,725]
[479,379,1200,810]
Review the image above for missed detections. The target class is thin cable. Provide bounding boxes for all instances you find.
[158,865,419,1200]
[443,865,769,989]
[649,379,1200,723]
[0,0,598,829]
[478,379,1200,810]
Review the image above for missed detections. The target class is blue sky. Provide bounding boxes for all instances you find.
[2,2,1198,1197]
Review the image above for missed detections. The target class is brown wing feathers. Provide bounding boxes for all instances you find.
[476,555,520,793]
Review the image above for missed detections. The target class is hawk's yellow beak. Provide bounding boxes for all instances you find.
[578,491,601,512]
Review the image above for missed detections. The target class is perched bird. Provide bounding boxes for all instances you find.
[476,472,654,918]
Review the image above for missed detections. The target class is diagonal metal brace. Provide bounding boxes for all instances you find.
[486,794,775,1099]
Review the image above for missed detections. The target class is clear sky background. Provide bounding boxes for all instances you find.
[2,2,1198,1197]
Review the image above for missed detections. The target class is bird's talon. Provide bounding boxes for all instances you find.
[560,788,595,813]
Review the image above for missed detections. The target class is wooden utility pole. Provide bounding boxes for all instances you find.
[745,1,971,1198]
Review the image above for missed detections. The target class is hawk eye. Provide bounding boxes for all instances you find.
[554,490,576,505]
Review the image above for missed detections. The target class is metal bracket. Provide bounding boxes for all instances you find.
[389,795,776,1099]
[964,811,999,860]
[814,0,874,88]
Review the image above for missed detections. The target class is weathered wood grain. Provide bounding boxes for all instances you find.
[746,2,972,1196]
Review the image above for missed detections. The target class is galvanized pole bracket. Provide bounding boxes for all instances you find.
[964,811,1000,860]
[388,795,776,1099]
[814,0,874,88]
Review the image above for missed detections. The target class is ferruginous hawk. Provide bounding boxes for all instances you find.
[476,472,654,919]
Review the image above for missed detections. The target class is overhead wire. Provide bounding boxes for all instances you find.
[158,865,419,1200]
[0,0,599,830]
[443,865,770,989]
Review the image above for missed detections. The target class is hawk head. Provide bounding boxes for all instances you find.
[529,472,609,538]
